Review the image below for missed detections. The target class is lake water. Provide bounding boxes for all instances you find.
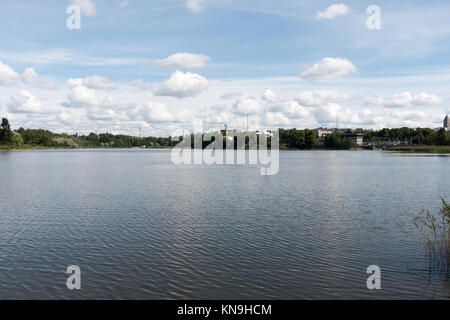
[0,149,449,299]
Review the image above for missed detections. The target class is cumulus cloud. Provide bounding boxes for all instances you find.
[70,0,96,17]
[186,0,206,12]
[82,75,117,90]
[65,78,118,108]
[140,103,176,122]
[311,103,344,124]
[265,111,291,126]
[233,96,263,116]
[389,109,427,121]
[0,61,20,85]
[364,92,443,108]
[156,53,210,69]
[21,67,57,89]
[268,100,310,119]
[221,91,242,100]
[197,104,236,126]
[295,90,350,106]
[129,102,189,124]
[87,108,124,121]
[57,110,79,125]
[310,103,383,127]
[130,79,152,91]
[154,71,208,98]
[363,95,384,107]
[119,0,128,8]
[6,91,59,114]
[261,88,279,103]
[301,57,358,81]
[317,4,351,19]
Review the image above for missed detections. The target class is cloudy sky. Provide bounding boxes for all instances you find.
[1,0,450,136]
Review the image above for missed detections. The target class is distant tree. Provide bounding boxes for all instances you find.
[436,128,449,146]
[0,118,13,145]
[324,133,356,149]
[305,129,317,148]
[11,132,24,146]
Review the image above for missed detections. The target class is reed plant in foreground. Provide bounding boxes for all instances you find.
[413,199,450,267]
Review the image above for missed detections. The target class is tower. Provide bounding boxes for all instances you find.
[444,115,449,131]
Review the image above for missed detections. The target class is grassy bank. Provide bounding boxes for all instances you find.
[0,145,172,151]
[0,145,48,151]
[385,145,450,153]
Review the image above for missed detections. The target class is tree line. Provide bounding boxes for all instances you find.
[1,117,450,150]
[0,117,176,148]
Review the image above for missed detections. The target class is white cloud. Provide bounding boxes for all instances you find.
[130,79,152,91]
[141,103,175,122]
[312,103,343,124]
[197,104,236,126]
[389,109,427,120]
[154,71,208,98]
[363,95,384,107]
[186,0,206,12]
[364,92,443,108]
[57,110,79,125]
[87,108,123,121]
[66,78,118,108]
[268,100,310,119]
[233,96,263,115]
[21,67,57,89]
[0,48,154,67]
[70,0,96,17]
[6,91,59,114]
[82,75,117,90]
[295,90,350,106]
[156,53,210,69]
[265,111,291,126]
[301,57,358,81]
[0,61,20,85]
[119,0,128,8]
[410,92,443,105]
[221,91,242,100]
[317,4,351,20]
[261,88,279,103]
[130,102,188,123]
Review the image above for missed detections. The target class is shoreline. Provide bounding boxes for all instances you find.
[2,146,450,153]
[0,146,172,152]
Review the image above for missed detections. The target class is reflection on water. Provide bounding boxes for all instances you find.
[384,152,450,158]
[0,150,449,299]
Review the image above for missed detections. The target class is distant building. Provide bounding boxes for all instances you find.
[341,133,364,146]
[315,128,335,146]
[316,128,335,140]
[444,115,449,131]
[256,130,273,137]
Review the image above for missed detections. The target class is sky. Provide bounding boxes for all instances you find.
[0,0,450,136]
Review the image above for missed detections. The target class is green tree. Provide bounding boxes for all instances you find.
[0,117,13,145]
[305,129,317,148]
[324,133,356,149]
[11,132,24,146]
[436,128,449,146]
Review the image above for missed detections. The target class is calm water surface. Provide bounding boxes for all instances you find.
[0,149,449,299]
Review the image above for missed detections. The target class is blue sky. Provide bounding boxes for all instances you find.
[0,0,449,135]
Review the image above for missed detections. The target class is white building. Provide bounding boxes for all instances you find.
[316,128,335,140]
